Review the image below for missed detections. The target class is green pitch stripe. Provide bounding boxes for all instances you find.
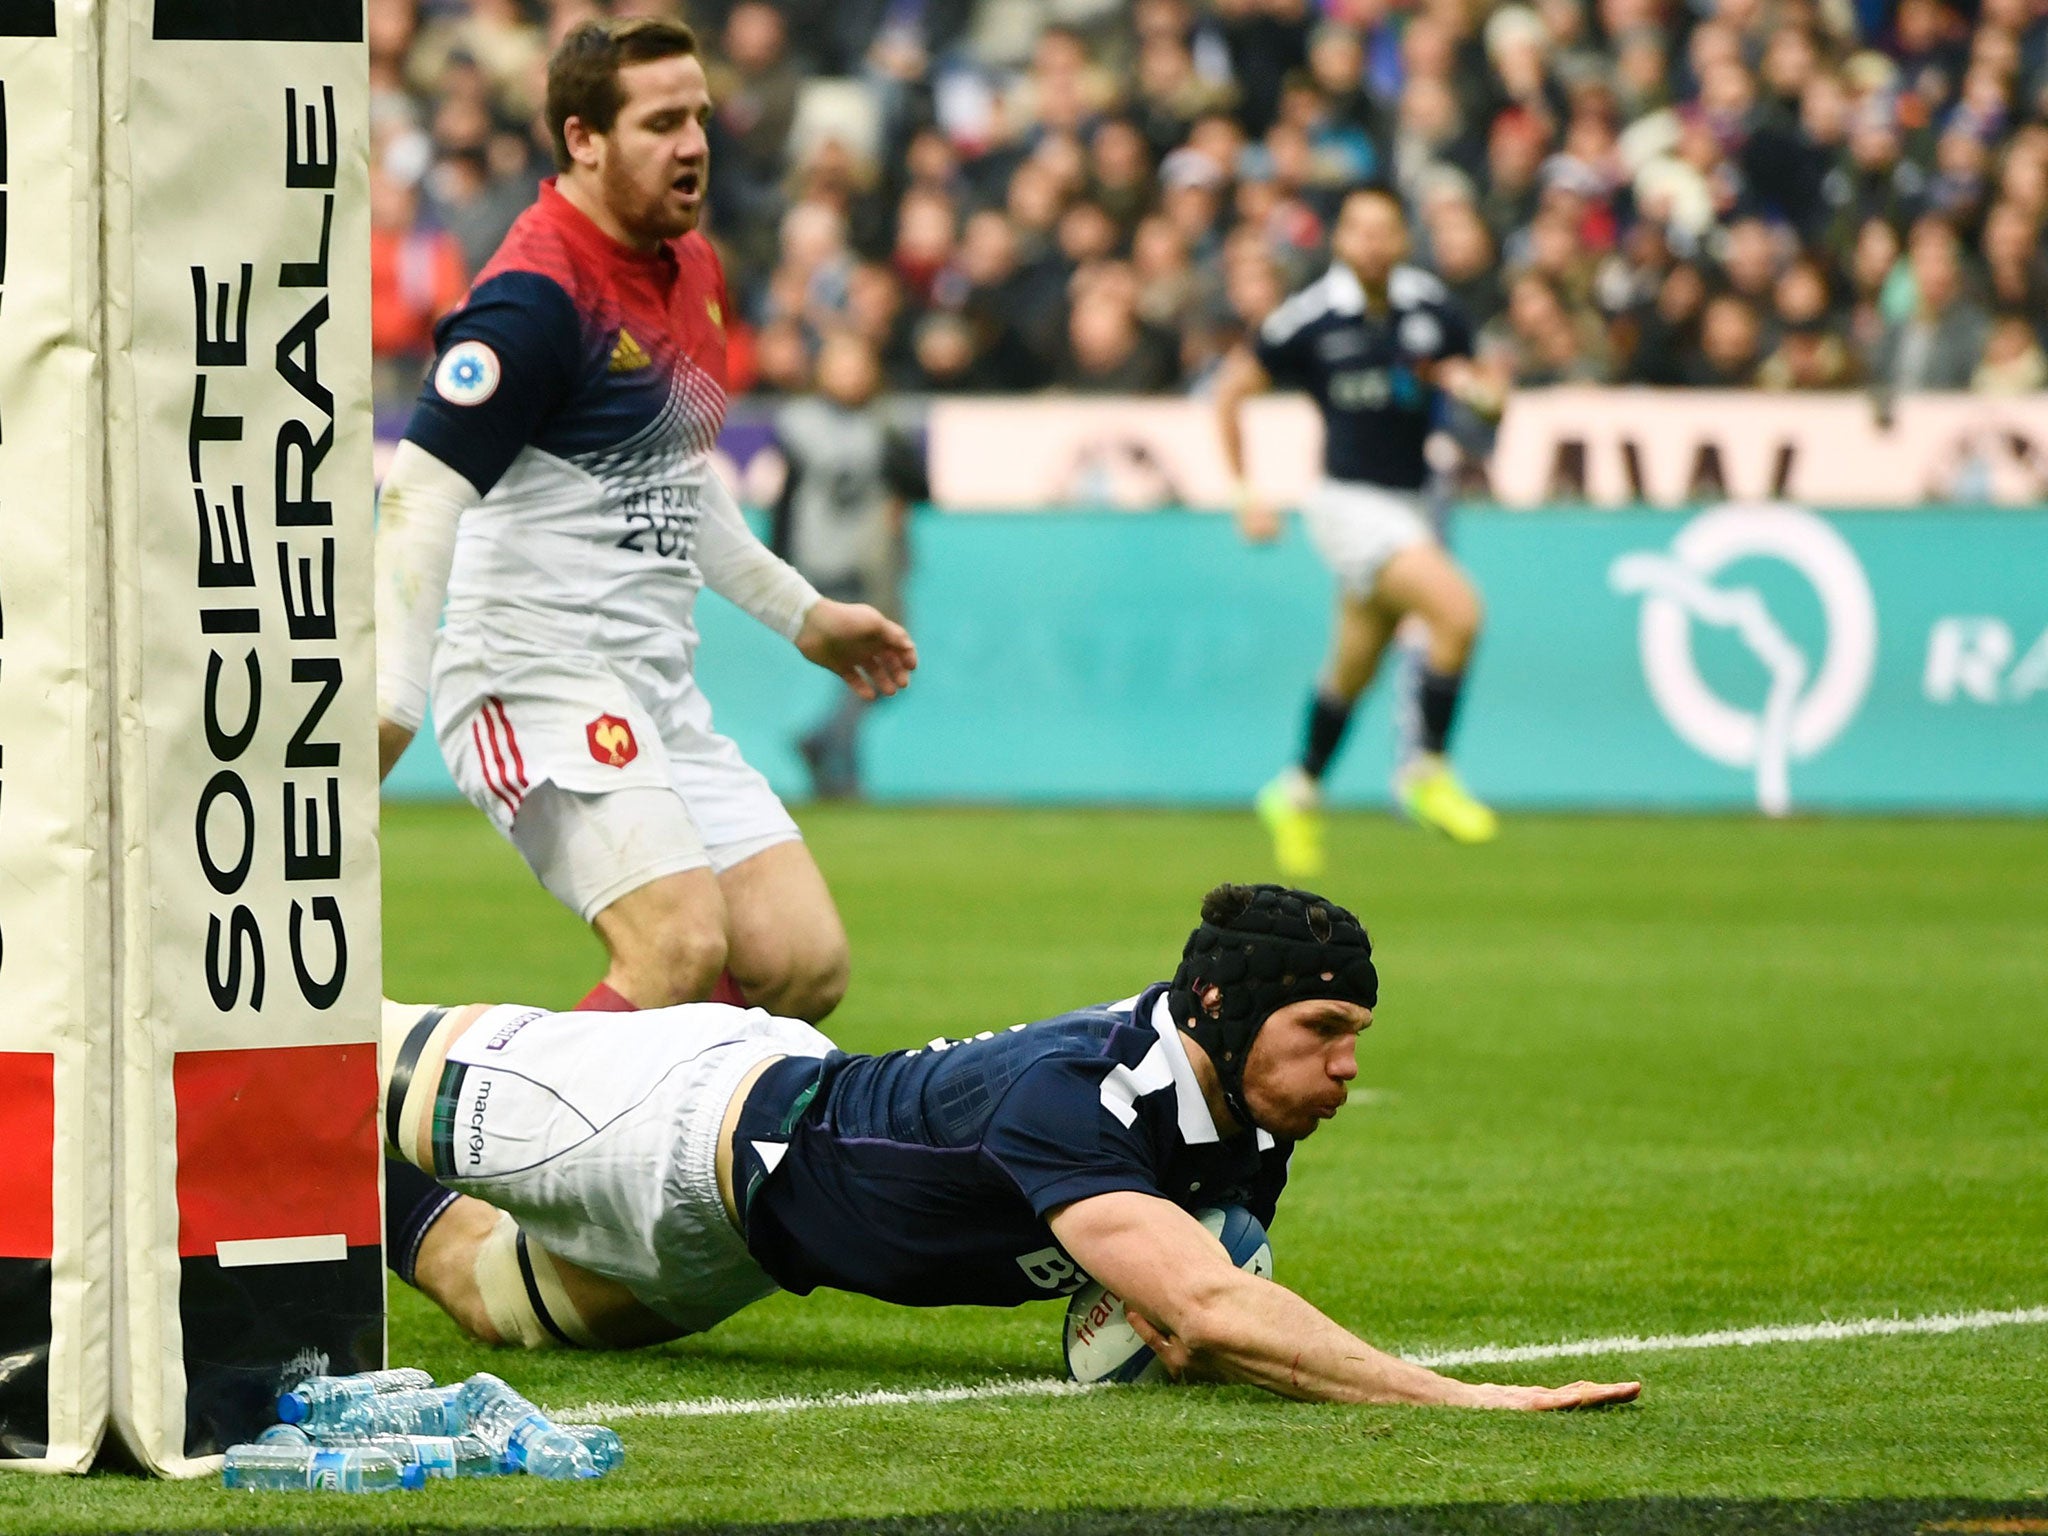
[430,1061,468,1179]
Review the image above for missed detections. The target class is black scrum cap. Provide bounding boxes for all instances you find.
[1166,883,1378,1131]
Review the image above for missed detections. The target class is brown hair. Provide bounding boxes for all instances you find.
[545,18,700,171]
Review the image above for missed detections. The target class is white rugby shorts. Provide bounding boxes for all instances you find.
[1299,479,1434,598]
[430,1001,836,1333]
[431,649,799,919]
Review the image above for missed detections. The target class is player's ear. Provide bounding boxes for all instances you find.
[562,114,603,169]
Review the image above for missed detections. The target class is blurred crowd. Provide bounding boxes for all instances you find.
[370,0,2048,418]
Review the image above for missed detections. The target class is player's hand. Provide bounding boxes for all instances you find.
[1464,1379,1641,1411]
[795,599,919,700]
[1234,493,1282,545]
[1125,1306,1215,1382]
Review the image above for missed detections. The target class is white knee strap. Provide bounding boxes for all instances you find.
[473,1211,601,1350]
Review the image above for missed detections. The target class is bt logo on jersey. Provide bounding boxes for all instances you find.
[586,715,639,768]
[1015,1246,1086,1293]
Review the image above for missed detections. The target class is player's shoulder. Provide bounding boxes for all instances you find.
[1262,265,1365,345]
[1389,263,1453,311]
[471,198,589,306]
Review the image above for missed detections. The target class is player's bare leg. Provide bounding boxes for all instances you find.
[718,840,850,1023]
[1373,542,1497,843]
[588,868,731,1008]
[407,1195,682,1349]
[1259,593,1398,878]
[1374,541,1483,675]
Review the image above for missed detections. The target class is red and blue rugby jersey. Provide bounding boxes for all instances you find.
[402,179,736,666]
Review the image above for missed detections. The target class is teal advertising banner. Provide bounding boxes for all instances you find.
[386,506,2048,813]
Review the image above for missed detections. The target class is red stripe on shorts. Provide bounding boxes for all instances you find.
[487,698,529,790]
[479,702,525,811]
[472,717,520,819]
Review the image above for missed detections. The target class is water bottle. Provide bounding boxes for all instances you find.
[221,1443,427,1492]
[556,1424,624,1474]
[255,1423,312,1447]
[275,1369,431,1421]
[315,1433,499,1480]
[283,1385,464,1437]
[455,1373,597,1480]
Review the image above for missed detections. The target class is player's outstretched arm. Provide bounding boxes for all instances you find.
[1049,1191,1639,1411]
[1211,347,1280,544]
[375,442,484,780]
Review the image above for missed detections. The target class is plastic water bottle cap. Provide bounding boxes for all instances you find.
[401,1464,428,1491]
[275,1393,308,1424]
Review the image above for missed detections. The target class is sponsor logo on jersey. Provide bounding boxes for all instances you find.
[434,340,502,406]
[608,328,652,372]
[1398,311,1443,357]
[587,713,639,767]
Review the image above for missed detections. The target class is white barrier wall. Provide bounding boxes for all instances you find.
[927,393,2048,512]
[0,0,113,1476]
[99,0,382,1476]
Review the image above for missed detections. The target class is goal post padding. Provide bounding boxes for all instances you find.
[0,0,114,1478]
[100,0,384,1476]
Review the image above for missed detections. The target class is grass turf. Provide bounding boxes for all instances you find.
[3,805,2043,1532]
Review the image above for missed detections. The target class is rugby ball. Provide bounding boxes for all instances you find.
[1061,1206,1272,1385]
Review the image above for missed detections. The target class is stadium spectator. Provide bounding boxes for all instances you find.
[1685,292,1765,387]
[1872,216,1992,391]
[1482,269,1609,384]
[1980,199,2048,338]
[1974,311,2048,391]
[1059,267,1181,392]
[773,330,926,799]
[363,0,2039,407]
[1625,260,1710,384]
[1425,198,1505,331]
[1758,256,1862,389]
[368,157,468,388]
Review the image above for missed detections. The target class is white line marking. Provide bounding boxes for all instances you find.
[1405,1304,2048,1369]
[551,1304,2048,1422]
[557,1377,1104,1421]
[215,1234,347,1268]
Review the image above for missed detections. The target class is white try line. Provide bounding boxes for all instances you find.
[552,1304,2048,1423]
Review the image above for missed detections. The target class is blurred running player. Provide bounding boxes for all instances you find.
[374,19,916,1019]
[770,330,928,799]
[378,882,1639,1413]
[1214,187,1506,870]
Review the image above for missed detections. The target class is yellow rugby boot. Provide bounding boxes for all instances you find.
[1255,768,1326,879]
[1396,757,1499,844]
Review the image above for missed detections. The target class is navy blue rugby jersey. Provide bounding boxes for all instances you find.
[730,985,1293,1307]
[1253,262,1473,491]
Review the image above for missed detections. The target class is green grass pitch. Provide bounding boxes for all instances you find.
[5,805,2045,1532]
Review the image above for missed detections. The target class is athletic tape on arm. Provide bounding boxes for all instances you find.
[375,441,482,731]
[696,464,821,641]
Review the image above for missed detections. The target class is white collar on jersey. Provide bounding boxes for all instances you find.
[1149,993,1276,1151]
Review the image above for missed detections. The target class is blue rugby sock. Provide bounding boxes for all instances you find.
[385,1157,459,1287]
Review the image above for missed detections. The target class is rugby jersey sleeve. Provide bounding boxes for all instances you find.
[1252,300,1315,390]
[980,1058,1165,1216]
[402,270,583,497]
[1435,297,1475,363]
